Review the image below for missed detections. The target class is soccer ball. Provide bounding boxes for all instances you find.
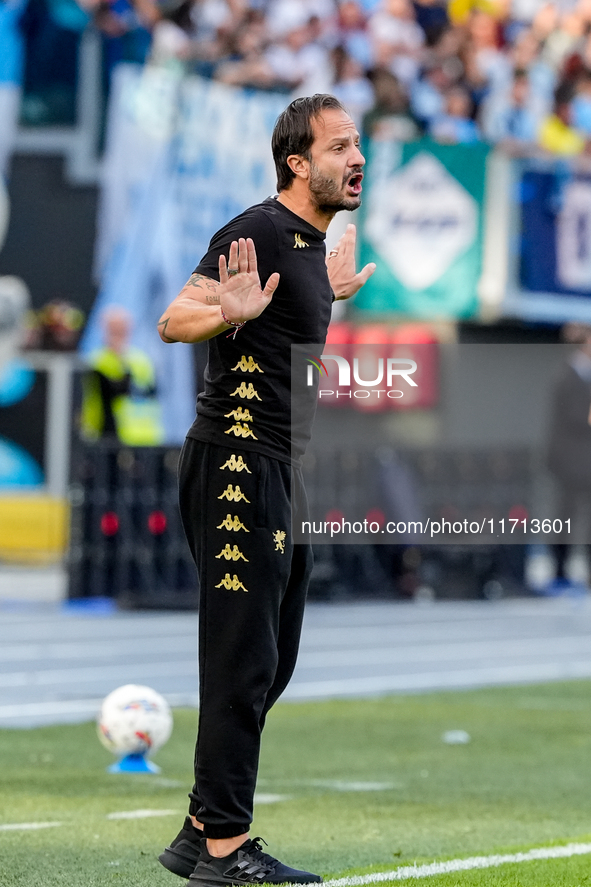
[97,684,173,758]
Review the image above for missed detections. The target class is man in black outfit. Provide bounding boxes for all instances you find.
[156,94,376,887]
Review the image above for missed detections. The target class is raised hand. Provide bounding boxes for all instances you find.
[326,224,376,300]
[219,238,280,324]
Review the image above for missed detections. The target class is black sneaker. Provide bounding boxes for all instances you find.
[159,816,204,879]
[189,837,322,885]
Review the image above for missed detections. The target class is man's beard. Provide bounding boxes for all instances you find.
[308,162,362,213]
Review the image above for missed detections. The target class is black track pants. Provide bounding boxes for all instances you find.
[178,438,313,839]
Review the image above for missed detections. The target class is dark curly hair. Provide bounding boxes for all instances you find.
[271,94,347,192]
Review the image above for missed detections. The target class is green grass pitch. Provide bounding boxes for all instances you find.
[1,680,591,886]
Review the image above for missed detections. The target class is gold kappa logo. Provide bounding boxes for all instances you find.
[217,514,249,532]
[232,355,263,373]
[273,530,287,553]
[218,484,250,503]
[231,382,262,401]
[224,407,254,422]
[294,233,309,249]
[220,454,252,473]
[226,423,258,440]
[215,573,248,592]
[215,544,249,562]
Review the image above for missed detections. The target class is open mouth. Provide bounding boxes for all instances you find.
[346,173,363,195]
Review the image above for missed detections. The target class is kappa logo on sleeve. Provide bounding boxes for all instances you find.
[294,233,309,248]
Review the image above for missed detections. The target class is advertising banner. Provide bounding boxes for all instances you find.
[356,139,490,319]
[513,164,591,319]
[291,343,577,545]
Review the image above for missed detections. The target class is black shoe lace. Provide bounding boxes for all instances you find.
[245,837,277,870]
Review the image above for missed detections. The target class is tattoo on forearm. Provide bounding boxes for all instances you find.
[188,273,219,293]
[205,293,220,304]
[158,317,178,343]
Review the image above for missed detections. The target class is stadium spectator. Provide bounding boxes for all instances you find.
[213,9,274,87]
[265,0,335,39]
[331,46,375,124]
[410,57,454,126]
[541,8,584,73]
[17,0,591,154]
[189,0,248,76]
[412,0,449,45]
[369,0,426,85]
[571,68,591,133]
[480,68,544,145]
[538,80,586,154]
[335,0,373,69]
[94,0,156,85]
[81,306,164,445]
[509,28,555,107]
[262,11,333,95]
[148,0,198,71]
[215,8,335,93]
[364,66,421,138]
[462,9,508,99]
[429,82,481,141]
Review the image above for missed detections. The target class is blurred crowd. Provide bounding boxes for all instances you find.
[5,0,591,154]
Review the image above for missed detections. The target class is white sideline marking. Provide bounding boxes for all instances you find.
[106,809,181,820]
[0,821,63,831]
[321,841,591,885]
[254,793,291,804]
[309,781,396,792]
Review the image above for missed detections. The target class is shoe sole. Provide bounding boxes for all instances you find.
[189,875,322,886]
[158,848,198,880]
[187,878,322,887]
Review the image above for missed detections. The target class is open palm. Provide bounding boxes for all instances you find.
[326,224,376,300]
[218,237,280,323]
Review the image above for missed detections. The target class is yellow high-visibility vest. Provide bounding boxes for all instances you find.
[81,347,164,446]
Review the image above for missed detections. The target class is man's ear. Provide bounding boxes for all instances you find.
[286,154,309,180]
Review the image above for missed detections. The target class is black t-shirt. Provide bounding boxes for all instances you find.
[186,197,333,464]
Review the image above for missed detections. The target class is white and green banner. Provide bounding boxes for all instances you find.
[356,139,490,319]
